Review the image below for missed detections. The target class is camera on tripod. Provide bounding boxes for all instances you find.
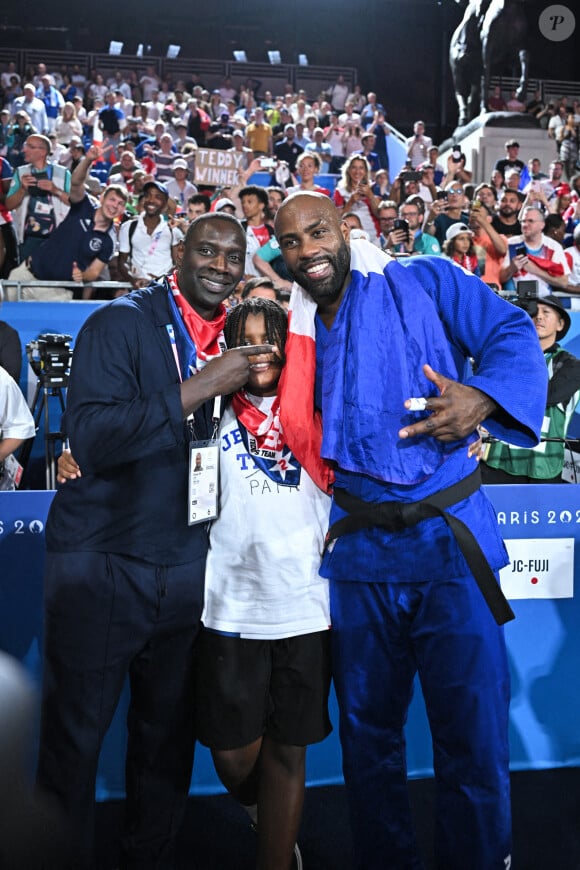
[20,333,74,489]
[513,280,539,317]
[26,334,73,386]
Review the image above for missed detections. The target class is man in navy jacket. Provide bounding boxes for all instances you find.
[38,213,272,869]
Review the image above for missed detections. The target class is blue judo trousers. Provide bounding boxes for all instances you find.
[310,244,547,868]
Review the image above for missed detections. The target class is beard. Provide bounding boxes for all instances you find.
[286,239,351,305]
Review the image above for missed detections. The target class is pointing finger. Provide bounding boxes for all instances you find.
[232,344,275,357]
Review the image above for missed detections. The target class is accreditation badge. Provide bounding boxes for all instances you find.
[188,439,219,525]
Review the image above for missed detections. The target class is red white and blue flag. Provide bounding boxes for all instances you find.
[278,283,334,493]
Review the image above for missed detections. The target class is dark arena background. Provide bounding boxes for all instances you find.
[1,0,579,138]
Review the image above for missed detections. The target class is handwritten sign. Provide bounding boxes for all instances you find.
[194,149,246,187]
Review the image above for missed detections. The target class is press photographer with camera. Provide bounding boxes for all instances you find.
[5,133,70,277]
[499,206,571,297]
[482,296,580,484]
[27,145,128,300]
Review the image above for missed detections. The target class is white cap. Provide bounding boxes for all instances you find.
[214,197,236,213]
[446,222,473,242]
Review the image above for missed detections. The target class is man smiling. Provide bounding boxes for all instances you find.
[274,192,546,870]
[118,180,182,288]
[37,213,273,869]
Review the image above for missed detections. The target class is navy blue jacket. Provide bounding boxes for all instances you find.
[46,281,212,564]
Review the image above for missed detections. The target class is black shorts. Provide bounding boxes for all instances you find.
[195,629,332,750]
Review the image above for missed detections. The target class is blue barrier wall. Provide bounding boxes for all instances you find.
[7,297,580,442]
[3,299,580,795]
[1,485,580,799]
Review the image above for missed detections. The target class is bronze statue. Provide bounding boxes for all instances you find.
[450,0,529,127]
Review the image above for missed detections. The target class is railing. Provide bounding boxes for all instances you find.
[2,280,133,302]
[489,75,580,105]
[0,47,358,101]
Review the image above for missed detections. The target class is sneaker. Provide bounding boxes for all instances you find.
[247,810,302,869]
[292,842,303,870]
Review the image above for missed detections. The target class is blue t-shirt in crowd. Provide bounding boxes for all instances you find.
[31,195,114,280]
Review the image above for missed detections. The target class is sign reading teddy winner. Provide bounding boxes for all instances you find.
[194,148,246,186]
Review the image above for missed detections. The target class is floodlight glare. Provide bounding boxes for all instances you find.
[109,41,124,56]
[167,44,181,59]
[136,43,144,57]
[268,51,282,65]
[298,54,309,66]
[233,50,248,62]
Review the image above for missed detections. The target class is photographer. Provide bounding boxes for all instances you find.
[417,163,437,205]
[424,180,470,246]
[366,109,390,172]
[5,133,70,266]
[442,149,473,186]
[388,165,422,207]
[499,206,571,297]
[384,198,441,256]
[482,297,580,483]
[22,145,128,300]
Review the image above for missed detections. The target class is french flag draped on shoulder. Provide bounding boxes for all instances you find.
[280,239,469,488]
[278,280,334,493]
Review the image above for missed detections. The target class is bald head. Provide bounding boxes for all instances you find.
[274,191,341,237]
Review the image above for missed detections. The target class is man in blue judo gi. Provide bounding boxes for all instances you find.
[274,192,547,870]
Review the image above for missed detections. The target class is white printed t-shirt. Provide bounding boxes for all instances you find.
[202,400,331,639]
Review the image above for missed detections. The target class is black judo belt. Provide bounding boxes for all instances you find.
[326,467,514,626]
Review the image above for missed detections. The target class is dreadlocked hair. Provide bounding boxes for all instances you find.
[225,297,287,365]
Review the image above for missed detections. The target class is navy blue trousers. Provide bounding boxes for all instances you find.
[330,575,512,870]
[37,550,205,870]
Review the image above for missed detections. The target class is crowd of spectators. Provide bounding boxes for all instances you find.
[0,60,579,304]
